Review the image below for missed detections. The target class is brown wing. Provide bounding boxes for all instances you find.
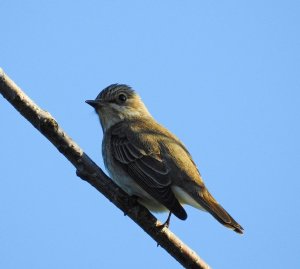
[110,124,187,220]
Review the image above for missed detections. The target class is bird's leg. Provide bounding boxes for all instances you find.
[164,211,172,228]
[129,195,139,206]
[158,211,172,229]
[124,195,139,216]
[157,212,172,247]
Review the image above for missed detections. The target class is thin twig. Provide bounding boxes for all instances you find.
[0,68,211,269]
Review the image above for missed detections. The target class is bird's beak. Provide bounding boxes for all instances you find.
[85,100,100,108]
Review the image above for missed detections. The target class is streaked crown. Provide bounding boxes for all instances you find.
[87,84,151,131]
[95,84,136,102]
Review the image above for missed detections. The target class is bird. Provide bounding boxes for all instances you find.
[86,84,244,234]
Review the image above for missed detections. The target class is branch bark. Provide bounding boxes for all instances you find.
[0,68,211,269]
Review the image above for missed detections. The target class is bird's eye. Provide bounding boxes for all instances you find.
[118,93,127,103]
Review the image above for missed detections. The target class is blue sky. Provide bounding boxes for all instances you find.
[1,1,299,268]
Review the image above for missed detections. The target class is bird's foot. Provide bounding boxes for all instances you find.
[124,195,139,216]
[158,212,172,229]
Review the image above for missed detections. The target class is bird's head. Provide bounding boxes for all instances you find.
[86,84,151,131]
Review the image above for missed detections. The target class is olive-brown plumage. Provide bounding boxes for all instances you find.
[86,84,244,234]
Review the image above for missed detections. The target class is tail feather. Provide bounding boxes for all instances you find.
[199,189,244,234]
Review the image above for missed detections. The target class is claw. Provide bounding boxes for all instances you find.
[156,212,172,247]
[124,195,139,216]
[158,212,172,229]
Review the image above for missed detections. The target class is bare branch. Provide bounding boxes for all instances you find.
[0,68,210,269]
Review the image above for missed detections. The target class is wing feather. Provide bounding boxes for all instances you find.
[110,123,187,220]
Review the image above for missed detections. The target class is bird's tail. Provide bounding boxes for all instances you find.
[198,189,244,234]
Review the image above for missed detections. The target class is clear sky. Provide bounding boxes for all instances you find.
[1,1,299,268]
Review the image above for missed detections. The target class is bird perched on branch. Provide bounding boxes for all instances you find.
[86,84,243,234]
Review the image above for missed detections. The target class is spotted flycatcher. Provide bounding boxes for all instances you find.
[86,84,243,234]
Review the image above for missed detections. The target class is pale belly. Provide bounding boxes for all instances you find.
[102,135,205,213]
[102,137,167,212]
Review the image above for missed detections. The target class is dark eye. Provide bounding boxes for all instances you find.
[118,93,127,103]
